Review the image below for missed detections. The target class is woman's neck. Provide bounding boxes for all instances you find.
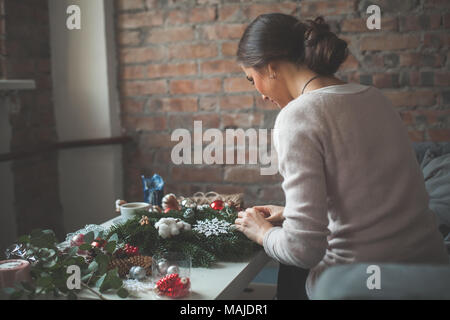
[280,63,347,99]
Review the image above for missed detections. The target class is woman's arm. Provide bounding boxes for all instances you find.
[264,107,330,269]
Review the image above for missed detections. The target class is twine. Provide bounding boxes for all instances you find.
[177,191,244,207]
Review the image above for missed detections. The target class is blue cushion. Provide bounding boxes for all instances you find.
[311,263,450,300]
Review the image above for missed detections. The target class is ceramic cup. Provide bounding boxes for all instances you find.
[120,202,150,220]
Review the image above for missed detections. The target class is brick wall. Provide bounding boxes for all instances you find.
[116,0,450,207]
[1,0,64,239]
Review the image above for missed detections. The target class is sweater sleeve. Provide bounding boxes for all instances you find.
[263,106,330,269]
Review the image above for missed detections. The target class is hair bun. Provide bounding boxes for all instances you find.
[304,16,332,47]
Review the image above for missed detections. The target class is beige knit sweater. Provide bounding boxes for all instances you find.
[263,83,449,298]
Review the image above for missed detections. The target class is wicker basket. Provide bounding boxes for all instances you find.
[177,191,244,208]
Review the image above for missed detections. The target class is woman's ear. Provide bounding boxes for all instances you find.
[267,63,277,79]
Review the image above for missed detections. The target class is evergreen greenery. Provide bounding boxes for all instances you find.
[106,204,260,268]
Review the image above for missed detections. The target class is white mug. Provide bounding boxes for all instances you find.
[120,202,150,219]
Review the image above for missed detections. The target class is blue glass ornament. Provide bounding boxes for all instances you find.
[142,174,164,207]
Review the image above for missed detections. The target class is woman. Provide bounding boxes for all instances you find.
[233,13,449,299]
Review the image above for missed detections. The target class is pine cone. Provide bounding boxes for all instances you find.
[108,258,131,278]
[127,255,152,276]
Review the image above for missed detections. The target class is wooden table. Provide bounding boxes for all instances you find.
[78,216,272,300]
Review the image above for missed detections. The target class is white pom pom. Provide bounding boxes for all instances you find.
[158,224,170,239]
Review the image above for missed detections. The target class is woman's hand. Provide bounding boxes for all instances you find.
[234,207,274,245]
[252,205,285,226]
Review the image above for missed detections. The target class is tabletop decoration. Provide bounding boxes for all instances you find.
[2,190,257,299]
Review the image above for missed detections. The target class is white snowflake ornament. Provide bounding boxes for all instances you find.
[193,218,231,237]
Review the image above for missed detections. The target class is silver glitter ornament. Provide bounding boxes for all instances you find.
[167,265,180,275]
[181,199,196,209]
[129,266,146,280]
[157,259,169,274]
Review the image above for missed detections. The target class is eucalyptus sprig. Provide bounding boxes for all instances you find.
[2,229,129,300]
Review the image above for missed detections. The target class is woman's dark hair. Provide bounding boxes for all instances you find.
[237,13,348,76]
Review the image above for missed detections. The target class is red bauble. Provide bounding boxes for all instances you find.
[155,273,190,298]
[91,238,106,248]
[164,208,172,214]
[210,200,224,211]
[70,234,85,247]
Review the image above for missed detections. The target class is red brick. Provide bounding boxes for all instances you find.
[36,59,50,73]
[150,97,198,112]
[341,17,397,32]
[35,74,52,90]
[218,5,242,22]
[221,112,264,128]
[300,0,356,17]
[423,32,450,48]
[140,133,177,148]
[121,80,167,96]
[200,24,247,40]
[224,77,254,93]
[189,7,216,23]
[220,95,254,110]
[399,53,421,67]
[244,3,297,20]
[168,114,194,130]
[172,166,223,182]
[373,73,398,88]
[118,11,164,29]
[193,113,221,128]
[399,14,441,32]
[170,78,222,94]
[259,185,284,202]
[428,129,450,142]
[410,110,450,125]
[147,62,197,78]
[398,111,414,126]
[222,41,238,57]
[340,54,359,71]
[444,13,450,28]
[123,115,167,131]
[117,31,141,46]
[224,166,280,183]
[424,0,450,9]
[384,91,436,108]
[199,96,219,111]
[146,26,195,44]
[166,9,189,25]
[360,34,420,51]
[435,72,450,86]
[142,0,158,8]
[168,43,218,59]
[407,130,424,142]
[201,59,242,75]
[122,98,145,114]
[206,184,246,195]
[122,65,146,79]
[120,47,165,64]
[154,149,172,164]
[117,0,145,11]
